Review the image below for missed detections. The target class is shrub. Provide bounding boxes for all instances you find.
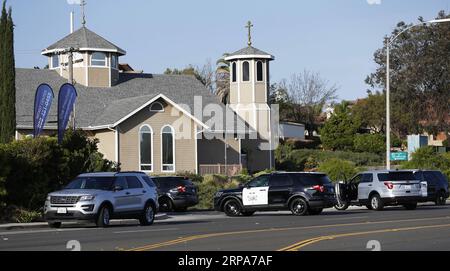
[1,129,118,211]
[13,208,43,223]
[353,134,385,155]
[195,174,237,210]
[276,148,382,172]
[176,171,203,183]
[401,146,450,170]
[318,158,358,182]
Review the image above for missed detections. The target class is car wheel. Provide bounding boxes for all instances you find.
[290,198,308,216]
[370,194,384,211]
[159,197,173,212]
[436,191,447,206]
[334,201,349,211]
[139,203,155,226]
[96,205,111,228]
[308,208,323,215]
[223,199,241,217]
[48,222,62,228]
[404,203,417,210]
[365,204,373,210]
[241,211,255,216]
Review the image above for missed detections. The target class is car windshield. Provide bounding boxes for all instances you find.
[65,177,115,191]
[378,172,416,182]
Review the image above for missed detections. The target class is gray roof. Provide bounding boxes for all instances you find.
[15,69,252,133]
[226,46,274,60]
[42,27,126,55]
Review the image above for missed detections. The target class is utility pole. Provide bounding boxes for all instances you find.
[67,47,76,130]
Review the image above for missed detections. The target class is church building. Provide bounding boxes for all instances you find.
[15,21,277,175]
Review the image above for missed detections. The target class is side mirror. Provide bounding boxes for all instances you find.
[113,185,123,191]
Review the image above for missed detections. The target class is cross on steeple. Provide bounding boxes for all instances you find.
[245,21,253,47]
[80,0,87,27]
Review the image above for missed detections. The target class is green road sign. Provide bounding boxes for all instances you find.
[390,152,408,161]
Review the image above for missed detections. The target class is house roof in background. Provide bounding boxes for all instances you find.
[42,27,126,55]
[15,69,252,133]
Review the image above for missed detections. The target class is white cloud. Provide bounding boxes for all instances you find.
[367,0,382,5]
[67,0,82,5]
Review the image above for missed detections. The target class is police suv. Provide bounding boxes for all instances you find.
[214,172,336,216]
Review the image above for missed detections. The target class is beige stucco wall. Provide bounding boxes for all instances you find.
[93,129,116,162]
[88,67,110,87]
[197,136,240,165]
[117,100,197,174]
[241,137,273,173]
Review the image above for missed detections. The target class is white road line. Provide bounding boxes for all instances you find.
[113,228,179,234]
[324,216,369,221]
[0,228,100,236]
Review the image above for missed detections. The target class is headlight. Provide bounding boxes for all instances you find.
[46,195,51,201]
[215,191,223,198]
[79,195,95,201]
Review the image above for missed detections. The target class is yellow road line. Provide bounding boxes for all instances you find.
[280,223,450,251]
[126,216,450,251]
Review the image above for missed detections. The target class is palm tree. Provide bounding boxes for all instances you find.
[215,53,230,104]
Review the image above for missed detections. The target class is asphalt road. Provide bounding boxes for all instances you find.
[1,204,450,251]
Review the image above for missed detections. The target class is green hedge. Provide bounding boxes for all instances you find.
[276,145,383,171]
[318,158,359,182]
[0,130,117,212]
[401,147,450,180]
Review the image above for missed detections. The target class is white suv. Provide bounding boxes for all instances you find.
[44,172,159,228]
[335,170,425,211]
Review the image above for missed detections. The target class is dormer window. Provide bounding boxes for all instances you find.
[91,52,107,67]
[150,102,164,112]
[51,55,60,69]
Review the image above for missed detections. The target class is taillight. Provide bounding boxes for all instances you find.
[384,181,394,189]
[312,185,325,193]
[177,186,186,193]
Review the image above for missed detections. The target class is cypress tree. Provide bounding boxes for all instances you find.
[2,6,15,143]
[0,1,7,143]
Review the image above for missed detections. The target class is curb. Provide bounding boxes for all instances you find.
[0,213,169,231]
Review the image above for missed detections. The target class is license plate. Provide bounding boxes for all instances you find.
[404,185,412,190]
[57,208,67,214]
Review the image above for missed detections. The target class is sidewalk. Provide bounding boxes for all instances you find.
[0,213,169,231]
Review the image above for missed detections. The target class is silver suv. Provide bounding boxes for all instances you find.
[335,170,425,211]
[44,172,159,228]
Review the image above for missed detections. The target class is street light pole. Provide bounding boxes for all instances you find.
[385,18,450,170]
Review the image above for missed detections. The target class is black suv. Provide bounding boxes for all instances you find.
[413,170,449,205]
[152,176,199,212]
[214,172,336,216]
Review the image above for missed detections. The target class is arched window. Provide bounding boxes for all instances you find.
[139,125,153,171]
[150,102,164,112]
[232,62,237,82]
[256,61,263,81]
[91,52,107,66]
[242,61,250,81]
[161,125,175,172]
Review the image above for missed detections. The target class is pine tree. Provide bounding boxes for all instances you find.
[2,6,15,143]
[0,1,15,144]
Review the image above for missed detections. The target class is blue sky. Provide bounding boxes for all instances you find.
[10,0,449,100]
